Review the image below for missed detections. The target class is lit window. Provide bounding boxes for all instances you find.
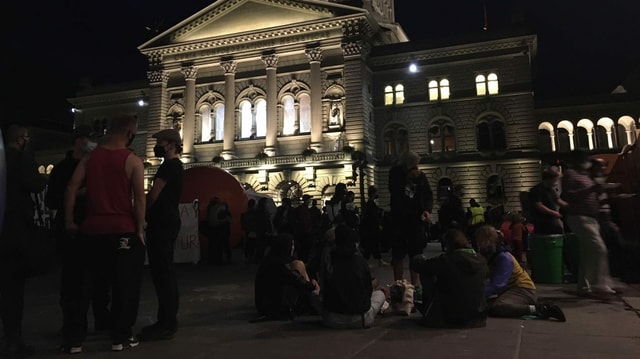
[255,99,267,137]
[282,96,295,135]
[428,80,439,101]
[214,104,224,141]
[200,106,212,142]
[428,120,456,155]
[384,86,394,105]
[299,94,311,133]
[487,73,499,94]
[395,84,405,104]
[476,73,499,96]
[240,101,253,139]
[440,79,450,100]
[383,124,409,157]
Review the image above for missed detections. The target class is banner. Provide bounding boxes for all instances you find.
[174,199,200,264]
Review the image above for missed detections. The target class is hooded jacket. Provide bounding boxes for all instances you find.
[411,248,488,327]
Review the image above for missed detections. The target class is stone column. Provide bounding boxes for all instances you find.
[146,70,170,165]
[221,60,237,159]
[261,54,278,156]
[181,66,198,163]
[305,47,323,152]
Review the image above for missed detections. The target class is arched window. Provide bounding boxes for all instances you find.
[383,124,409,157]
[538,129,553,153]
[255,99,267,138]
[240,101,253,139]
[299,94,311,133]
[384,84,405,105]
[428,79,450,101]
[428,120,456,155]
[557,128,571,152]
[214,104,224,141]
[596,125,609,149]
[395,84,405,104]
[200,105,212,142]
[477,115,506,151]
[282,95,295,135]
[475,73,499,96]
[575,127,589,151]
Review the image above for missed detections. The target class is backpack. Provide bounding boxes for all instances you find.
[388,279,415,316]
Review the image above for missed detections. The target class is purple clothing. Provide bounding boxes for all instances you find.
[561,168,600,219]
[484,252,514,298]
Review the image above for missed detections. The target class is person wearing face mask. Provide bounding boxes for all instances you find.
[64,115,146,353]
[138,129,184,342]
[45,126,112,346]
[561,150,616,298]
[1,125,47,358]
[475,225,565,322]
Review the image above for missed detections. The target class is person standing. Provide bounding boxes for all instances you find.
[466,198,485,249]
[359,186,389,267]
[561,151,616,297]
[529,167,566,235]
[388,151,433,288]
[138,129,184,341]
[45,126,111,338]
[1,125,47,358]
[65,115,146,352]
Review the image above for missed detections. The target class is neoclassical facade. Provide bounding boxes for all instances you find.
[66,0,639,221]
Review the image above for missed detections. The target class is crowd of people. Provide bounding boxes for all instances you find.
[1,120,627,357]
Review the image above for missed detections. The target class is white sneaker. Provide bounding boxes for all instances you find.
[112,337,139,351]
[379,300,390,314]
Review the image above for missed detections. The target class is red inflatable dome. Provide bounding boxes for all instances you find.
[180,166,248,252]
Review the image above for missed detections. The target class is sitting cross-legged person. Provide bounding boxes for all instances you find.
[251,233,319,322]
[314,224,387,329]
[410,228,488,328]
[475,225,566,322]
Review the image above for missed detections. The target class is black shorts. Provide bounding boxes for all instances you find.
[392,224,426,260]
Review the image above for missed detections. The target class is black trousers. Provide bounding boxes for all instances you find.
[65,233,145,345]
[146,227,179,329]
[0,223,30,347]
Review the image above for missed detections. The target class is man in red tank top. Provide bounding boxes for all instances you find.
[64,115,146,353]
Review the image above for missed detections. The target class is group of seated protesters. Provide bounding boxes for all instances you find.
[252,223,565,329]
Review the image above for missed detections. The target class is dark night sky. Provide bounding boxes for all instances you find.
[2,0,639,131]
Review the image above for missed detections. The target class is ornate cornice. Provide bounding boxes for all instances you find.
[140,17,367,62]
[172,0,335,42]
[342,41,369,58]
[261,54,279,68]
[147,70,170,84]
[305,47,323,62]
[371,36,536,67]
[181,66,198,80]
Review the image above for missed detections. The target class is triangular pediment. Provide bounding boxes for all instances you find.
[140,0,365,50]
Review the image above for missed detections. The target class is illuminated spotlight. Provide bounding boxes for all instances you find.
[71,107,81,113]
[138,99,148,107]
[409,63,418,73]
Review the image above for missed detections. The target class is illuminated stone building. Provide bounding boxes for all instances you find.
[67,0,639,221]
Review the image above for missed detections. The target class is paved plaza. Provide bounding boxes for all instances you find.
[14,242,640,358]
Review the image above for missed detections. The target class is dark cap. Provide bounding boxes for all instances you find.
[72,125,95,139]
[153,129,182,144]
[302,194,312,201]
[542,167,561,180]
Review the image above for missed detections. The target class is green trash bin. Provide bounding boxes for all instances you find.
[530,234,564,284]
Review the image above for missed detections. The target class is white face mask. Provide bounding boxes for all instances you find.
[82,141,98,153]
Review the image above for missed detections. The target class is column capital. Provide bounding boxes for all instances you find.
[341,41,369,58]
[181,66,198,80]
[305,47,323,63]
[220,60,237,74]
[147,70,170,84]
[261,54,279,68]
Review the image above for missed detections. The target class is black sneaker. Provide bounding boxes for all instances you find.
[536,302,566,322]
[111,337,139,351]
[138,324,176,342]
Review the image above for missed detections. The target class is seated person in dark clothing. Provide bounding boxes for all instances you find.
[475,225,566,322]
[252,233,319,322]
[410,228,488,328]
[314,224,387,329]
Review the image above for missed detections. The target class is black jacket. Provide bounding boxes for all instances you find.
[321,244,372,314]
[411,249,488,327]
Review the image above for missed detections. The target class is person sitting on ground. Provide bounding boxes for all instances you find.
[410,228,488,328]
[252,233,319,322]
[475,225,566,322]
[314,224,387,329]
